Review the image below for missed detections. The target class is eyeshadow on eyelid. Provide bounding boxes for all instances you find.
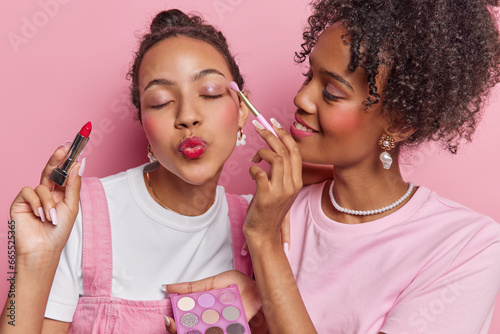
[326,83,345,97]
[202,84,224,95]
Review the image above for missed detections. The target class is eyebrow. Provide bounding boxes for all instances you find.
[192,68,226,82]
[320,69,354,92]
[144,78,175,92]
[309,57,354,92]
[143,68,226,92]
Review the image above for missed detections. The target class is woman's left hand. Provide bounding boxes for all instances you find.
[163,270,261,333]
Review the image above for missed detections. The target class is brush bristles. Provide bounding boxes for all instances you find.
[229,81,240,93]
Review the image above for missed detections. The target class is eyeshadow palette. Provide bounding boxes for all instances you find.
[170,284,250,334]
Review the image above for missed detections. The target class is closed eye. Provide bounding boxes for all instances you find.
[151,101,173,109]
[322,88,341,101]
[202,95,223,99]
[302,71,312,84]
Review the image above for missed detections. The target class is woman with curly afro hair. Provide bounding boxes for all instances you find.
[234,0,500,333]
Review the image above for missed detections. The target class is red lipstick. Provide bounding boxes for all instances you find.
[49,121,92,186]
[179,137,207,160]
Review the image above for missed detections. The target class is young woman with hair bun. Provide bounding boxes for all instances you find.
[1,8,266,333]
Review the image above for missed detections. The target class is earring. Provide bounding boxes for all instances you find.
[236,128,246,146]
[147,144,157,162]
[378,135,395,170]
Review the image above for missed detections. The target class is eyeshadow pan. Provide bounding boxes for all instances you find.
[171,285,250,334]
[222,306,240,321]
[198,293,216,307]
[178,296,196,311]
[205,327,223,334]
[226,323,245,334]
[181,313,199,327]
[218,290,236,304]
[202,309,220,324]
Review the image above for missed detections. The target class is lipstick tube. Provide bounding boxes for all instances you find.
[49,121,92,186]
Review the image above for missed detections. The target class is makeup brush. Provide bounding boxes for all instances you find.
[229,81,278,137]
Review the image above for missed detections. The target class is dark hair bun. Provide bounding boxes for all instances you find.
[150,9,202,33]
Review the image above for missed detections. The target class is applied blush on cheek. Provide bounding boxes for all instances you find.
[170,285,250,334]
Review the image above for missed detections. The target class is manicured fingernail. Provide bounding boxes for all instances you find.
[78,157,86,177]
[164,315,170,326]
[37,207,46,223]
[252,120,265,130]
[161,285,170,297]
[57,141,72,151]
[270,118,282,128]
[241,247,248,256]
[284,243,290,257]
[49,208,58,226]
[250,154,260,163]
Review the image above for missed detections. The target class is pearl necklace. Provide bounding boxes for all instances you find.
[328,181,414,216]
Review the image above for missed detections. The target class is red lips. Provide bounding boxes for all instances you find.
[178,137,207,159]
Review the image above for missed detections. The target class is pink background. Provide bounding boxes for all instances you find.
[1,0,499,331]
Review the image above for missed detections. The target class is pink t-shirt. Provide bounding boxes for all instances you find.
[288,182,500,334]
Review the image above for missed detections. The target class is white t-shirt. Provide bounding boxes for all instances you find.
[45,163,252,322]
[288,182,500,333]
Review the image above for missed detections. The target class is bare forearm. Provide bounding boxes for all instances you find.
[1,254,60,333]
[247,236,317,334]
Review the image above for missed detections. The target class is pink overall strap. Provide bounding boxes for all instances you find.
[79,177,113,296]
[226,193,253,278]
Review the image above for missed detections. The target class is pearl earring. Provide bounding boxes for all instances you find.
[236,128,246,146]
[378,135,395,169]
[147,144,157,162]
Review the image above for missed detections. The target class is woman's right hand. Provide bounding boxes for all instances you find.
[10,145,85,260]
[243,119,303,248]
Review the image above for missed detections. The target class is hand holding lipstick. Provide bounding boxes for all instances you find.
[2,144,86,334]
[10,120,90,256]
[10,144,85,256]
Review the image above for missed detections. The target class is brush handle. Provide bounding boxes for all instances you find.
[256,114,278,137]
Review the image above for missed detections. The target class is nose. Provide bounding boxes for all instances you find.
[293,81,317,115]
[174,99,202,129]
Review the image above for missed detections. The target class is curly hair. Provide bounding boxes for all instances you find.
[128,9,244,121]
[296,0,500,153]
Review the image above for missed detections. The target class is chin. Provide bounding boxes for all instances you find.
[178,168,221,186]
